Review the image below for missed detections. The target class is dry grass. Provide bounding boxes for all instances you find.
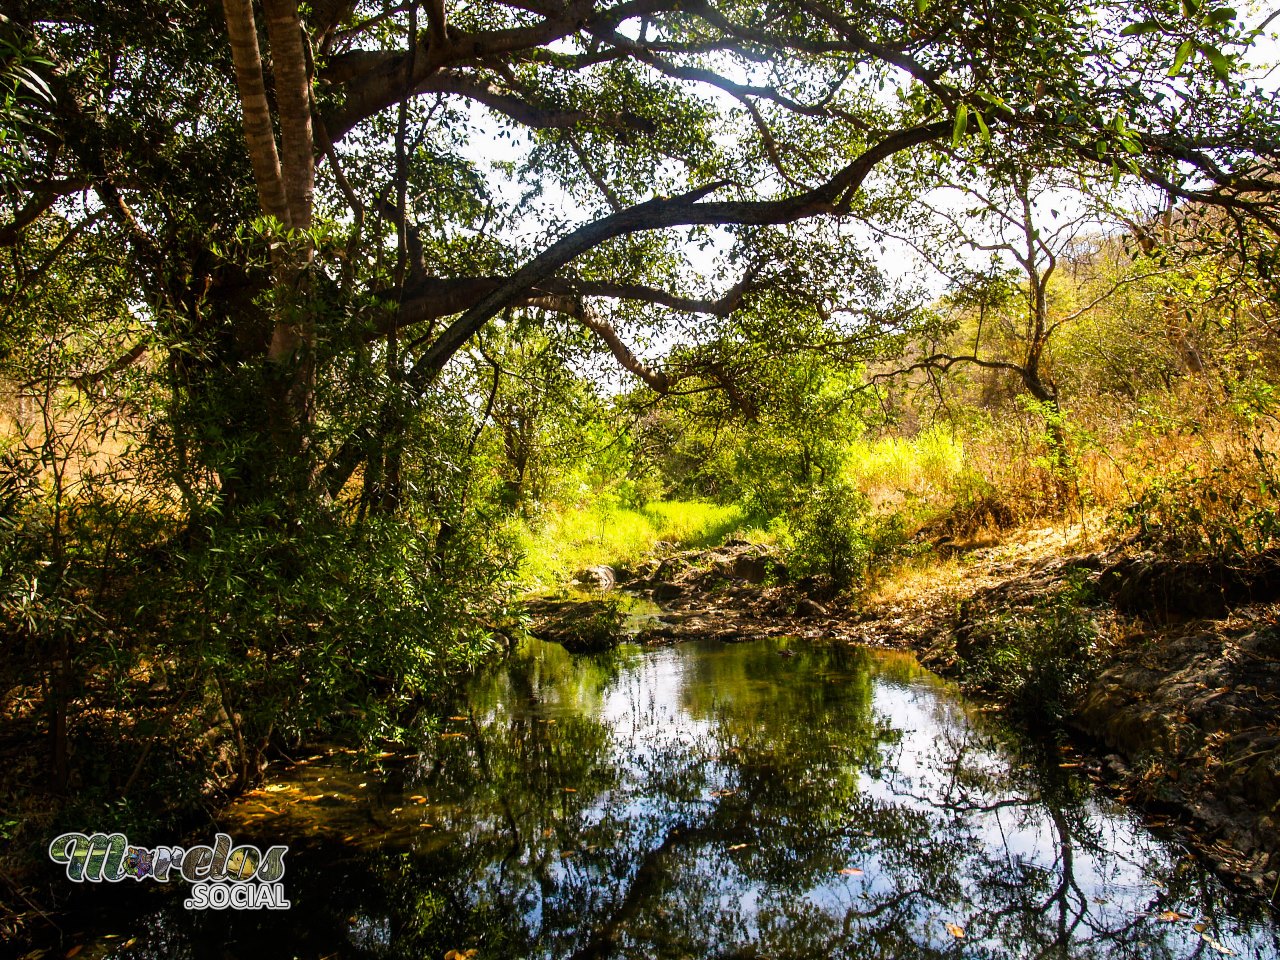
[864,512,1114,611]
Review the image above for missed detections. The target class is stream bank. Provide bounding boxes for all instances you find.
[526,530,1280,902]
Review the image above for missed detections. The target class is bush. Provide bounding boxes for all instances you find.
[786,483,910,591]
[558,598,629,653]
[1113,448,1280,561]
[960,575,1099,730]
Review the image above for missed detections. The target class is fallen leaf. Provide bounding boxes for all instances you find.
[839,867,863,876]
[448,716,468,722]
[1194,922,1208,933]
[440,732,468,739]
[1201,935,1237,955]
[1158,910,1184,922]
[65,948,83,959]
[563,787,577,793]
[444,950,478,960]
[945,922,965,939]
[727,843,752,851]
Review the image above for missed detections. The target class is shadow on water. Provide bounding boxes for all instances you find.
[32,637,1280,959]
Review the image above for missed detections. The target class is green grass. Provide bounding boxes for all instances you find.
[841,425,967,504]
[514,500,751,588]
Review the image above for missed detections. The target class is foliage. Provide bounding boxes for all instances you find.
[1114,448,1280,559]
[515,500,748,588]
[960,574,1101,730]
[841,426,968,509]
[0,0,1278,887]
[787,482,911,591]
[557,597,630,654]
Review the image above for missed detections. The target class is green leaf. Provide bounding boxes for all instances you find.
[1168,39,1194,76]
[1203,6,1235,26]
[1181,0,1200,16]
[1120,20,1163,36]
[14,66,53,103]
[1201,44,1232,80]
[952,104,968,147]
[973,109,990,142]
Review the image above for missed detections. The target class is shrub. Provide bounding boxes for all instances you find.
[960,574,1099,730]
[786,483,912,591]
[1113,448,1280,560]
[559,598,629,653]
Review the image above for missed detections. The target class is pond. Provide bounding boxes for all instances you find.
[41,637,1280,959]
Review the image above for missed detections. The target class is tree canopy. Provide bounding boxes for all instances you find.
[3,0,1278,509]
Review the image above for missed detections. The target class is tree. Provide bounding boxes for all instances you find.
[4,0,1277,517]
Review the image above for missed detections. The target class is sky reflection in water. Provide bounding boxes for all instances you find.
[69,635,1280,959]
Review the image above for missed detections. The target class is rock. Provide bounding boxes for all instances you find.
[573,565,615,591]
[528,597,627,653]
[796,599,828,618]
[732,554,776,584]
[1104,754,1131,780]
[649,581,682,601]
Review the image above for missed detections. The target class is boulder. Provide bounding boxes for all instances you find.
[649,581,682,602]
[573,565,616,591]
[731,554,781,584]
[795,599,828,618]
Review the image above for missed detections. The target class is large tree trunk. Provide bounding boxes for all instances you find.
[221,0,317,475]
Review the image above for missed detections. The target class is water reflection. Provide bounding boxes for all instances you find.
[57,638,1280,959]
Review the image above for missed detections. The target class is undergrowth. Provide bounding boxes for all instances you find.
[513,500,751,588]
[958,572,1102,732]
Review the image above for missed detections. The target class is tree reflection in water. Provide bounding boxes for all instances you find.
[318,637,1275,960]
[107,637,1280,959]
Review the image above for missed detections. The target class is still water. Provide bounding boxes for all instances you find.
[46,637,1280,959]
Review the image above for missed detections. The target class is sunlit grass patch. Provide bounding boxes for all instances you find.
[514,500,750,588]
[842,425,967,508]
